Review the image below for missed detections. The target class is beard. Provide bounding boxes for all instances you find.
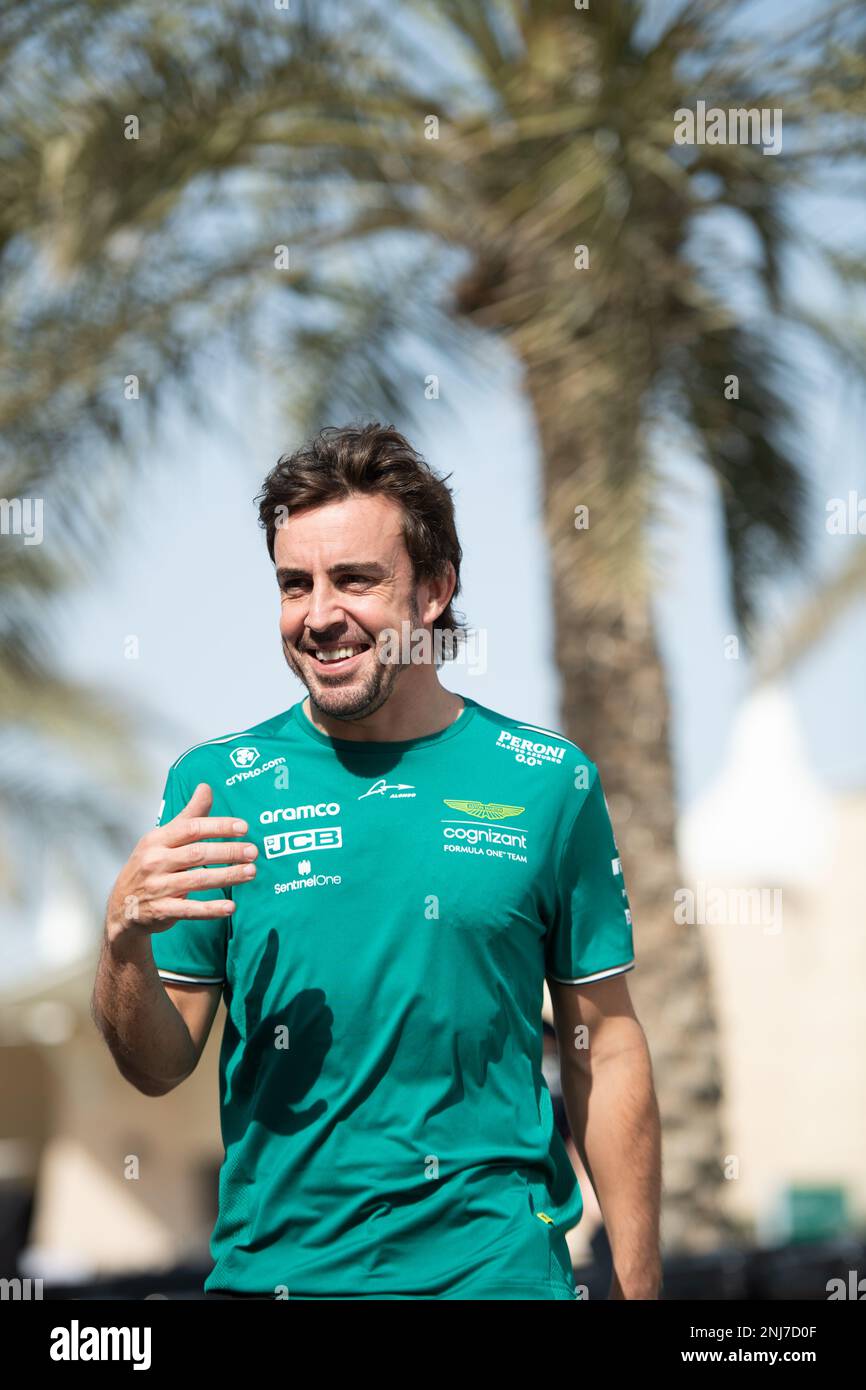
[282,591,422,724]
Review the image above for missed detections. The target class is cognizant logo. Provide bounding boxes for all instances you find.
[444,824,527,848]
[441,797,528,862]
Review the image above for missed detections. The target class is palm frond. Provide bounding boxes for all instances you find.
[751,542,866,684]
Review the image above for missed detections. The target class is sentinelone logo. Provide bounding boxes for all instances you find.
[49,1320,150,1370]
[274,854,342,893]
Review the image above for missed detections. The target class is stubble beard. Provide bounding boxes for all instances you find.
[283,594,421,724]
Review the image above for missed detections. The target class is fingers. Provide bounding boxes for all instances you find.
[177,782,213,818]
[160,784,251,848]
[151,861,257,896]
[164,839,258,869]
[152,897,237,922]
[133,783,263,933]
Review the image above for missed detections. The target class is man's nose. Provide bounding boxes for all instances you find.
[304,580,346,631]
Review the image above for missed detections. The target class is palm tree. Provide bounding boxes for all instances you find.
[0,369,153,906]
[3,0,865,1249]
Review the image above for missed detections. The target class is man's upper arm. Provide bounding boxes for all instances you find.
[162,980,223,1075]
[547,972,645,1073]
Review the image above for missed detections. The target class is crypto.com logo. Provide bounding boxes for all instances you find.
[230,747,260,769]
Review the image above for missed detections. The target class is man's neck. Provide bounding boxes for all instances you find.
[303,682,464,743]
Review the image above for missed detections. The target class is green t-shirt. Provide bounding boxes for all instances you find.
[151,693,635,1299]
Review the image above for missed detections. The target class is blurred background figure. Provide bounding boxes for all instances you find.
[1,0,864,1297]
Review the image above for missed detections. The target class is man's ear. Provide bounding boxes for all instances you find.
[427,561,457,622]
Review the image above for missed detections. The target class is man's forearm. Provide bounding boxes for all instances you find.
[91,922,197,1096]
[560,1036,662,1298]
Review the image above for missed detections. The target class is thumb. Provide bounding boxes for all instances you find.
[177,782,213,817]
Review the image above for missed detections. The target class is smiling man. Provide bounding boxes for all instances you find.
[92,422,662,1301]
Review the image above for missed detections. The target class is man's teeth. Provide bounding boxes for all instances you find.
[314,646,366,662]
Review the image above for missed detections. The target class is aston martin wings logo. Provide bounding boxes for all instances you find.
[443,799,525,821]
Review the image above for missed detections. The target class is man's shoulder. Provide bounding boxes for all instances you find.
[466,701,608,851]
[167,705,298,782]
[467,698,596,777]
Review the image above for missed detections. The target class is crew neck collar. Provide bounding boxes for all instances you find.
[290,694,479,752]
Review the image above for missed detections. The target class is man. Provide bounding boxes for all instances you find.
[92,422,662,1301]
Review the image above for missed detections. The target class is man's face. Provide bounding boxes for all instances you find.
[274,493,435,721]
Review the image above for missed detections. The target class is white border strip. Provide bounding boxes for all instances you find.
[549,960,634,985]
[516,722,582,751]
[158,969,224,984]
[173,731,255,770]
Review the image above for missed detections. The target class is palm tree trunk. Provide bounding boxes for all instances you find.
[530,387,738,1254]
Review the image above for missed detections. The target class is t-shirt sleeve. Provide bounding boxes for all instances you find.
[545,765,635,985]
[149,762,229,986]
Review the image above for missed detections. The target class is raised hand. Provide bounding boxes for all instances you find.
[105,782,258,941]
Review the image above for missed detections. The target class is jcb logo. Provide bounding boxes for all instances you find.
[263,826,343,860]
